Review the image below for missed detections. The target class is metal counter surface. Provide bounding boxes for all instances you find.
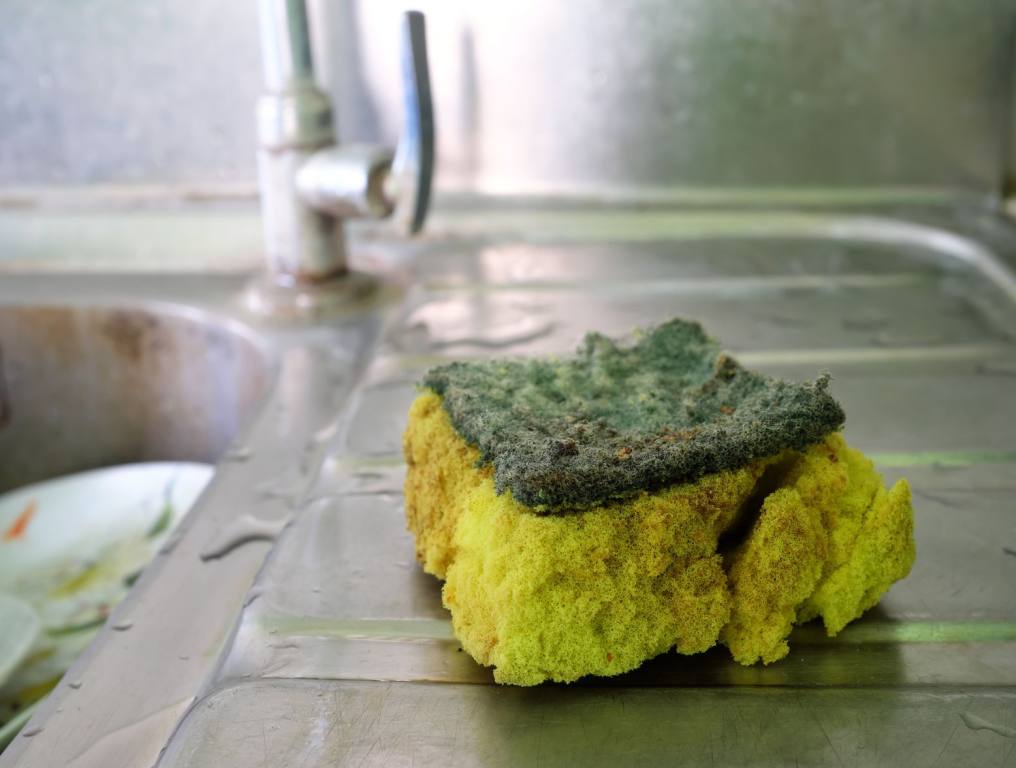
[2,204,1015,766]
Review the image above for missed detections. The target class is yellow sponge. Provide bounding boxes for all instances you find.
[404,391,915,685]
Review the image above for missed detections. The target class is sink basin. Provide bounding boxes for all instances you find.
[2,204,1016,768]
[0,304,268,493]
[0,269,387,768]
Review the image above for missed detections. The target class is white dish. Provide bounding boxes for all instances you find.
[0,462,213,602]
[0,595,39,690]
[0,462,213,710]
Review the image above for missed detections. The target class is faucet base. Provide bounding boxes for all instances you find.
[241,270,389,322]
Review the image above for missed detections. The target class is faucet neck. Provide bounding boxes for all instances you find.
[256,0,345,284]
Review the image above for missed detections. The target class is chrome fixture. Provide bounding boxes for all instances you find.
[255,0,433,284]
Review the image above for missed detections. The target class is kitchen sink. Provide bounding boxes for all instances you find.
[2,203,1015,767]
[0,303,268,493]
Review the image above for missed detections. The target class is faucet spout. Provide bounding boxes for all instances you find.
[255,1,433,287]
[258,0,315,92]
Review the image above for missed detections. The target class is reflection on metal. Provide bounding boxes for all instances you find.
[159,680,1016,766]
[4,2,1014,199]
[345,1,1016,198]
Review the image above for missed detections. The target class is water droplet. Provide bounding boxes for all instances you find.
[158,528,185,555]
[959,711,1016,738]
[404,300,557,352]
[222,445,254,463]
[68,680,83,689]
[178,655,190,661]
[22,727,42,738]
[112,619,133,631]
[313,422,340,443]
[199,513,292,561]
[254,479,302,506]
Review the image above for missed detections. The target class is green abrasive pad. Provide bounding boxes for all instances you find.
[422,318,845,511]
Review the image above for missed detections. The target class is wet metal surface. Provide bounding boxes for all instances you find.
[3,206,1016,766]
[160,680,1016,768]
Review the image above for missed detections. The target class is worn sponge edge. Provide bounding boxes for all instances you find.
[722,438,915,665]
[404,391,915,685]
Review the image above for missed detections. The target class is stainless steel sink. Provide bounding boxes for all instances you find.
[0,268,394,768]
[2,203,1016,767]
[0,303,268,493]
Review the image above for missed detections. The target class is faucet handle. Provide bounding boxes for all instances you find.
[389,10,434,235]
[294,11,434,233]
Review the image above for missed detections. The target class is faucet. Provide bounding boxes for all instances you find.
[255,0,434,288]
